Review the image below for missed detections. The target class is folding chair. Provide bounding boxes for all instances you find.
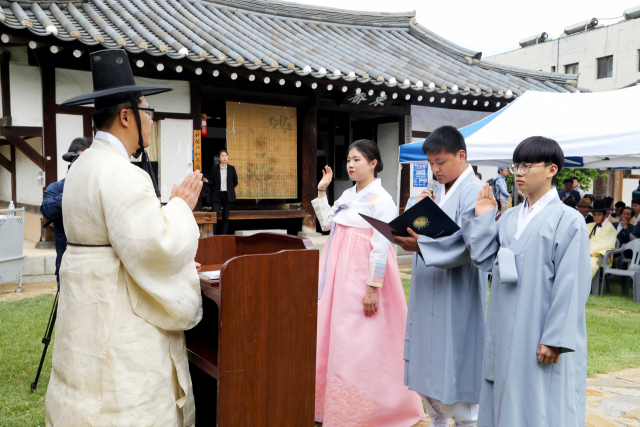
[0,208,28,293]
[602,239,640,303]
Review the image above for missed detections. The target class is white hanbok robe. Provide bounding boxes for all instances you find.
[45,138,202,427]
[403,168,488,405]
[460,195,590,427]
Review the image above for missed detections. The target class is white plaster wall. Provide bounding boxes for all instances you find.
[377,122,399,206]
[55,114,84,180]
[55,69,191,114]
[412,105,490,133]
[485,19,640,91]
[15,137,44,206]
[158,119,193,203]
[10,64,42,127]
[0,145,11,200]
[334,180,352,197]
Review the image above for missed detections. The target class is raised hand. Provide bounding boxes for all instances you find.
[318,166,333,191]
[416,189,436,202]
[476,183,497,218]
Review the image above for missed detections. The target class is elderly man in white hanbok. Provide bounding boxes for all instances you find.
[45,50,204,427]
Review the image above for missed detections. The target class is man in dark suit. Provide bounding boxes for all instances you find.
[558,177,581,207]
[204,148,238,234]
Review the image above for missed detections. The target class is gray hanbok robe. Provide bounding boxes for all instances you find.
[404,171,488,405]
[460,196,590,427]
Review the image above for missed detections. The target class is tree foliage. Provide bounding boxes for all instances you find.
[504,168,605,194]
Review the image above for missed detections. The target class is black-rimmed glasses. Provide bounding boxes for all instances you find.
[508,162,551,175]
[127,107,154,120]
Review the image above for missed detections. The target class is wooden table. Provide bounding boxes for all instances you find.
[187,233,319,426]
[194,211,217,237]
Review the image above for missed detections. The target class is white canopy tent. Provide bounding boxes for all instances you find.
[399,85,640,168]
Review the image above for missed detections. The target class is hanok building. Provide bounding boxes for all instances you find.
[0,0,580,241]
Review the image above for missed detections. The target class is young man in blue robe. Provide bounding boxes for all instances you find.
[394,126,487,427]
[461,136,590,427]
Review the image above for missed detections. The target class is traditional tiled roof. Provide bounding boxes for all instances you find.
[0,0,581,97]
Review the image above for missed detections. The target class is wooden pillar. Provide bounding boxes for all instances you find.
[299,106,318,236]
[399,115,412,210]
[1,51,11,126]
[42,59,57,187]
[190,81,203,210]
[10,144,16,202]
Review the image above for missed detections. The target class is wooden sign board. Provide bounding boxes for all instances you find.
[193,129,202,172]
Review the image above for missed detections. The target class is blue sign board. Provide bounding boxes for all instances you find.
[413,163,429,187]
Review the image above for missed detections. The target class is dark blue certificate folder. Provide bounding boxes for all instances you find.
[360,196,460,243]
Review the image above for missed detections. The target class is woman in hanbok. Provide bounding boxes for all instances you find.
[312,139,424,427]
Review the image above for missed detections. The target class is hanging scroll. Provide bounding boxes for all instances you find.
[226,101,298,199]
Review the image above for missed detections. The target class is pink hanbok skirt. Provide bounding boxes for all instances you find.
[315,225,424,427]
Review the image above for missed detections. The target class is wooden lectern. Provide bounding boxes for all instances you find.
[188,233,319,426]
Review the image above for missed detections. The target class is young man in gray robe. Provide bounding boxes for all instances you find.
[461,136,590,427]
[394,126,487,427]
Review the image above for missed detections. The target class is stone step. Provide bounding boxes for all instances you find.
[585,415,625,427]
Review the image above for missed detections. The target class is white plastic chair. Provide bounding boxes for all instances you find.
[0,208,27,292]
[602,239,640,303]
[591,240,618,296]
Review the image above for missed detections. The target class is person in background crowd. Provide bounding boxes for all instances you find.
[631,196,640,225]
[204,149,238,235]
[607,199,619,225]
[495,166,510,213]
[616,207,637,245]
[558,178,581,207]
[632,180,640,200]
[587,198,617,280]
[577,198,594,224]
[613,201,625,220]
[572,176,585,198]
[40,137,93,290]
[475,172,482,181]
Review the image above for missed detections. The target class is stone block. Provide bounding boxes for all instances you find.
[617,369,640,385]
[22,257,45,275]
[585,415,625,427]
[397,255,413,265]
[235,229,287,236]
[44,256,57,275]
[588,388,603,396]
[589,378,640,389]
[624,406,640,421]
[22,274,56,284]
[597,396,640,417]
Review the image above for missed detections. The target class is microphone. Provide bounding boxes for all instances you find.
[426,178,438,195]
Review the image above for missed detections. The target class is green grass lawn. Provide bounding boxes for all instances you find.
[3,279,640,426]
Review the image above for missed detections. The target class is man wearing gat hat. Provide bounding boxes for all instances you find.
[45,50,204,427]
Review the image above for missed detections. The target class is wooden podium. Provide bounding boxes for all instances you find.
[188,233,319,426]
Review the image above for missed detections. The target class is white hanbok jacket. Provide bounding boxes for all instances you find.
[45,138,202,427]
[312,179,397,287]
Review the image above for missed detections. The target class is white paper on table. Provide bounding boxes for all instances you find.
[200,270,220,280]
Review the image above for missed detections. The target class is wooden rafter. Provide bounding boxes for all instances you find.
[0,151,11,171]
[5,135,44,169]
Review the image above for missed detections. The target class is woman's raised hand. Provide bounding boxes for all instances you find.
[318,166,333,191]
[476,183,497,218]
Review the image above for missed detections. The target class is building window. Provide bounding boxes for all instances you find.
[565,63,579,74]
[551,66,556,72]
[597,56,613,79]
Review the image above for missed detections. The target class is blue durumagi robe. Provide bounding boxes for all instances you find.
[404,167,488,405]
[460,195,590,427]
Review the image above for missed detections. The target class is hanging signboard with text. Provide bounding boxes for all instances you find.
[413,163,429,187]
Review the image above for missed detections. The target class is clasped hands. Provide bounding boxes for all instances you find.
[169,170,204,211]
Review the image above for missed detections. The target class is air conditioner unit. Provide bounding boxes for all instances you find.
[564,18,598,35]
[519,32,548,48]
[624,5,640,20]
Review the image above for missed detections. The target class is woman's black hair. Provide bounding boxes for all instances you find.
[512,136,564,183]
[348,139,383,176]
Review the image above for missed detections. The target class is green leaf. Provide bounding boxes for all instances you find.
[260,164,265,170]
[269,167,274,172]
[246,166,252,172]
[261,153,266,158]
[256,153,260,158]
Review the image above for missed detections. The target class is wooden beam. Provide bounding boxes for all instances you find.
[83,113,93,139]
[10,144,16,202]
[1,51,10,120]
[154,112,192,121]
[5,135,44,169]
[0,126,42,138]
[412,130,430,139]
[0,151,10,171]
[300,107,317,216]
[190,81,202,210]
[0,33,31,46]
[42,59,57,186]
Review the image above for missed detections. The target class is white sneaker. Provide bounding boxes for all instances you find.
[429,416,449,427]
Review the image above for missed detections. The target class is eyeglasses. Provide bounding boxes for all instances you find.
[508,162,551,175]
[127,107,154,120]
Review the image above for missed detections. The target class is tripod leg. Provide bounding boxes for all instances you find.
[31,292,58,392]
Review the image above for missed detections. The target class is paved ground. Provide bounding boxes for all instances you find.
[0,281,56,302]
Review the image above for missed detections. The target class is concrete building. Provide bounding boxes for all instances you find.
[483,6,640,203]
